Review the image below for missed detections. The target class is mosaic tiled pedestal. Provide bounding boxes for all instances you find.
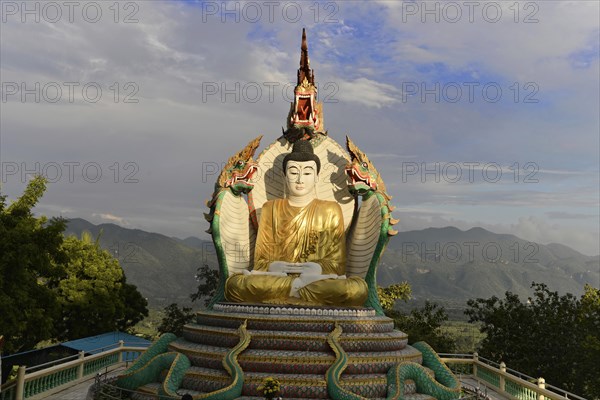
[158,303,431,399]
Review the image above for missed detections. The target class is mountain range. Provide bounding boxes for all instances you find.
[65,218,599,309]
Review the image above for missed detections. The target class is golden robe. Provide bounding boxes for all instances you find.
[225,199,368,306]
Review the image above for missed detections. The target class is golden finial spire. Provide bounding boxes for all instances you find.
[297,28,314,86]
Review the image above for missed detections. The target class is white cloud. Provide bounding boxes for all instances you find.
[336,77,400,108]
[509,216,599,256]
[1,0,597,258]
[381,1,600,88]
[545,211,595,220]
[92,213,128,225]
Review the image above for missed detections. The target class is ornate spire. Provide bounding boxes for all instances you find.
[297,28,315,86]
[285,28,325,141]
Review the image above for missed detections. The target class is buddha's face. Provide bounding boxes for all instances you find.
[285,160,317,197]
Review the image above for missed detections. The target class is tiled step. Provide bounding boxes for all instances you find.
[241,346,422,375]
[130,382,205,399]
[212,303,378,317]
[237,398,386,400]
[238,398,311,400]
[183,323,408,352]
[177,369,392,399]
[403,395,436,400]
[168,340,228,370]
[136,382,160,394]
[180,366,230,393]
[261,394,428,400]
[129,382,160,400]
[136,368,420,399]
[238,397,434,400]
[169,339,422,375]
[131,392,158,400]
[196,310,395,334]
[245,371,328,399]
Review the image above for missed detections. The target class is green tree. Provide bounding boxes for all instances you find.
[578,285,600,398]
[378,282,412,311]
[390,301,456,353]
[52,232,148,340]
[466,282,599,398]
[157,303,195,336]
[1,177,148,352]
[377,282,455,353]
[158,265,218,336]
[190,264,219,307]
[0,177,67,353]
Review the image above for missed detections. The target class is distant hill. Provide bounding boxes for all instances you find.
[65,219,599,309]
[178,236,206,249]
[379,226,599,303]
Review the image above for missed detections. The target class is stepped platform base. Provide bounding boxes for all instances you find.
[114,303,460,400]
[172,304,421,398]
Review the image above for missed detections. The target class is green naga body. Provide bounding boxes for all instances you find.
[115,334,191,398]
[204,136,262,308]
[115,324,251,399]
[345,136,399,315]
[327,324,460,400]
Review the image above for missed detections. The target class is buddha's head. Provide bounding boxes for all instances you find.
[283,140,321,197]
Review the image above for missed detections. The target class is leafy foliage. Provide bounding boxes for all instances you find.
[0,177,148,352]
[578,284,600,398]
[377,282,455,353]
[257,377,281,399]
[389,301,456,353]
[377,282,456,353]
[157,303,195,336]
[157,265,219,336]
[0,177,67,353]
[466,282,600,398]
[52,233,148,340]
[190,264,219,306]
[377,282,411,311]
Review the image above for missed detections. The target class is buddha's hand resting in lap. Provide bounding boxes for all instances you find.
[269,261,322,275]
[267,261,344,298]
[242,269,287,277]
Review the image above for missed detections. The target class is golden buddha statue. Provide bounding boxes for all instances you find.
[225,140,368,306]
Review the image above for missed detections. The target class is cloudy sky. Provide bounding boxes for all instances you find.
[1,0,599,256]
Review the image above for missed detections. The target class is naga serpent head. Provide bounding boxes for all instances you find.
[216,135,262,196]
[346,136,397,235]
[345,136,387,197]
[286,80,324,136]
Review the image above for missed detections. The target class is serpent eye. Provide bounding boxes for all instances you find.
[236,160,245,168]
[361,162,368,169]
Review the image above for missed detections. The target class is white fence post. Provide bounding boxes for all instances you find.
[499,362,506,393]
[537,377,545,400]
[77,351,85,379]
[15,366,26,400]
[118,340,125,363]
